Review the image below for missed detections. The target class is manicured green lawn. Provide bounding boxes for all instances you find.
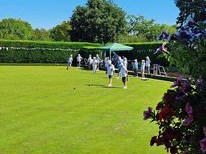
[0,65,171,154]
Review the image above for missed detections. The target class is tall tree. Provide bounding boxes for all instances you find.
[0,18,33,40]
[32,28,52,41]
[70,0,127,44]
[175,0,206,27]
[50,21,72,42]
[125,15,176,42]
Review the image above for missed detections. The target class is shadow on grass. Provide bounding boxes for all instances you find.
[86,84,121,89]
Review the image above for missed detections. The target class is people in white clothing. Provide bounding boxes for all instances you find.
[87,54,93,70]
[117,56,123,78]
[145,56,151,74]
[107,60,115,87]
[104,57,109,74]
[132,59,138,77]
[123,57,128,68]
[96,54,101,70]
[92,57,98,74]
[120,62,128,89]
[76,54,83,67]
[141,60,146,79]
[67,54,73,69]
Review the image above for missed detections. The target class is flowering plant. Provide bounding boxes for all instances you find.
[144,77,206,154]
[144,1,206,153]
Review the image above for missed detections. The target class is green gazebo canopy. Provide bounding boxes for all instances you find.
[99,43,133,59]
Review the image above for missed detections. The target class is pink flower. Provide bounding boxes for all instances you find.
[185,103,193,118]
[199,137,206,153]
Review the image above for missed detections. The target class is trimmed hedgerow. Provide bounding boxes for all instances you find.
[0,40,101,63]
[0,40,167,65]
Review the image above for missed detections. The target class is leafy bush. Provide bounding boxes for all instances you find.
[0,40,100,63]
[120,42,169,66]
[143,0,206,153]
[144,77,206,154]
[0,40,168,65]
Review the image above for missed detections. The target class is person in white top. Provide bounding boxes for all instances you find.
[123,57,128,68]
[76,54,83,67]
[141,60,146,79]
[96,54,101,70]
[107,60,115,87]
[92,57,98,74]
[104,57,109,74]
[117,56,123,78]
[145,56,151,74]
[87,54,93,70]
[120,62,128,89]
[67,54,73,69]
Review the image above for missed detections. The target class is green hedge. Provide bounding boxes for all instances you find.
[0,40,168,65]
[0,40,101,63]
[121,42,169,66]
[0,39,100,49]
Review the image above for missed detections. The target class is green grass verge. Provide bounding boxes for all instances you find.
[0,65,171,154]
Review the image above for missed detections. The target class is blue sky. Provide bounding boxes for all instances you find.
[0,0,179,29]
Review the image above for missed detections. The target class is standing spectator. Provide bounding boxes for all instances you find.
[92,57,98,74]
[67,54,73,70]
[117,56,123,79]
[141,60,146,79]
[132,59,138,77]
[87,54,93,70]
[107,60,115,87]
[96,54,101,70]
[145,56,151,74]
[120,62,128,89]
[76,54,83,67]
[104,57,109,74]
[123,57,128,68]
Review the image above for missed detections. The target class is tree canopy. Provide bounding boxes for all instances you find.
[175,0,206,27]
[50,21,72,42]
[0,18,33,40]
[32,28,52,41]
[70,0,127,44]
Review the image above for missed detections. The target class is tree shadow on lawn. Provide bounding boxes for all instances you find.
[85,84,121,89]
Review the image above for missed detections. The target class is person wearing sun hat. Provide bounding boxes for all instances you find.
[67,54,73,69]
[133,59,138,77]
[107,60,115,87]
[120,62,128,89]
[145,56,151,74]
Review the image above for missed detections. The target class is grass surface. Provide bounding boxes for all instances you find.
[0,65,171,154]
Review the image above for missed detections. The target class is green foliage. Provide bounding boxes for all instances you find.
[169,40,206,79]
[31,28,52,41]
[145,1,206,154]
[0,40,100,63]
[0,40,169,65]
[0,18,33,40]
[70,0,127,43]
[175,0,206,27]
[120,42,169,66]
[50,21,72,41]
[170,0,206,80]
[125,15,176,42]
[0,39,100,49]
[144,77,206,154]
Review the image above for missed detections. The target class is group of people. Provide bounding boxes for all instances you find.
[67,53,102,73]
[132,56,151,79]
[66,53,151,89]
[104,56,128,89]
